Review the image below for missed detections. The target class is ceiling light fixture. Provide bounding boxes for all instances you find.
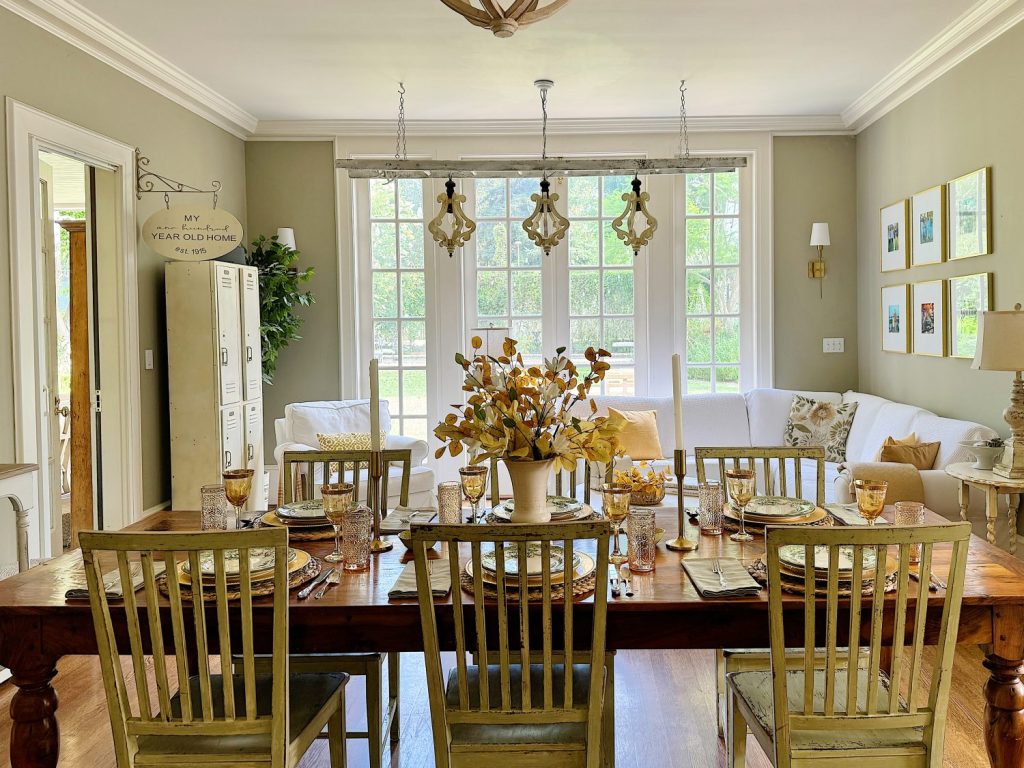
[522,79,569,256]
[611,175,658,256]
[429,177,476,256]
[438,0,572,37]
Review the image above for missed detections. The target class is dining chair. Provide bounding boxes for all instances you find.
[79,527,348,768]
[695,445,828,736]
[728,521,971,767]
[408,519,612,768]
[276,448,410,768]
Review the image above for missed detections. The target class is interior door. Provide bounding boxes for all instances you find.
[215,264,242,405]
[240,266,263,401]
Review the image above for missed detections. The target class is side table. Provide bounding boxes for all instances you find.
[0,464,38,571]
[945,461,1023,554]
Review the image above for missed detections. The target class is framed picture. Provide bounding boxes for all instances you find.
[880,200,910,272]
[948,167,991,260]
[881,284,910,353]
[948,272,993,359]
[911,185,946,266]
[911,280,947,357]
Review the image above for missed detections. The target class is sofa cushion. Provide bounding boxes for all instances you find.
[746,389,841,446]
[784,395,858,463]
[842,391,893,461]
[286,400,391,449]
[880,441,940,470]
[873,432,918,461]
[609,408,662,460]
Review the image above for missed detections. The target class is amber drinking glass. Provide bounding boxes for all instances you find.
[725,469,756,543]
[602,482,632,565]
[854,479,888,526]
[222,469,255,530]
[459,465,489,523]
[322,482,355,563]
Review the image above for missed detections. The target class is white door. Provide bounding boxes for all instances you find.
[214,264,242,405]
[220,405,244,472]
[240,266,263,402]
[243,400,265,510]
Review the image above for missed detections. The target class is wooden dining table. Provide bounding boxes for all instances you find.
[1,505,1023,768]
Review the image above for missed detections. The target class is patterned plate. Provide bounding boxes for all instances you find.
[178,548,307,585]
[778,544,879,575]
[491,496,586,522]
[276,499,327,520]
[480,543,582,577]
[732,496,816,518]
[181,547,297,577]
[724,506,828,527]
[467,551,596,587]
[260,510,333,529]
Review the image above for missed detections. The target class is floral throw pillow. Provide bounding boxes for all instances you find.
[783,396,859,463]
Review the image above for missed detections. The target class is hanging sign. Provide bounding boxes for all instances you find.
[142,204,243,261]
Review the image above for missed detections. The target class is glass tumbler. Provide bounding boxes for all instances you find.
[894,500,926,563]
[626,508,657,573]
[200,484,229,531]
[342,504,373,572]
[698,482,724,535]
[437,481,464,525]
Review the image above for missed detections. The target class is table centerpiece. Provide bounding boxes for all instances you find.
[614,461,671,505]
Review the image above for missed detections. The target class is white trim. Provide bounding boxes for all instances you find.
[142,500,171,518]
[842,0,1024,131]
[0,0,257,138]
[6,98,144,558]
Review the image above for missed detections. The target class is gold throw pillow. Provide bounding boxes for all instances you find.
[607,408,662,460]
[879,441,940,471]
[873,432,918,462]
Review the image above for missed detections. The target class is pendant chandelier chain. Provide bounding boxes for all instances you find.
[540,84,549,177]
[678,79,690,159]
[395,82,408,162]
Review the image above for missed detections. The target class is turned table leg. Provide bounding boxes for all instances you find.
[0,618,61,768]
[987,605,1024,767]
[960,480,971,522]
[1009,494,1020,556]
[986,486,999,546]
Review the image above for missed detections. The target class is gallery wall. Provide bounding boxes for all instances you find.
[856,21,1024,432]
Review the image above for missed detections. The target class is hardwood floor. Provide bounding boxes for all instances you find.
[0,646,992,767]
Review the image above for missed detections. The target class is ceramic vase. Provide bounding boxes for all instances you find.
[503,458,554,523]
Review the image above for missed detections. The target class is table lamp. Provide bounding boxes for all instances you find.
[972,303,1024,479]
[808,222,830,298]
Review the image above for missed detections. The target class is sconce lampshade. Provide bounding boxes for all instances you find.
[276,227,297,251]
[809,222,830,247]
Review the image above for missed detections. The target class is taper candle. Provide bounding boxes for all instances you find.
[369,358,381,452]
[672,354,684,451]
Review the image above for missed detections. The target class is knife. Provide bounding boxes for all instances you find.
[298,566,335,600]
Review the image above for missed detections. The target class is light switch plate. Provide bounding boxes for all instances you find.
[823,338,845,353]
[144,349,154,370]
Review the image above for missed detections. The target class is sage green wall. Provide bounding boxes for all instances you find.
[244,141,339,451]
[773,136,859,392]
[856,21,1024,431]
[0,6,247,511]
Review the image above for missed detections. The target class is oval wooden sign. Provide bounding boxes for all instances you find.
[142,204,243,260]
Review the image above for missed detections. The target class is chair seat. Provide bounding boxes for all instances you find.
[135,672,347,760]
[445,664,593,748]
[728,669,924,753]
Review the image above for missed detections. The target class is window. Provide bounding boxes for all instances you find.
[367,178,428,440]
[683,172,741,393]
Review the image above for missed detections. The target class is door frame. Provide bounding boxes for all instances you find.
[6,98,142,558]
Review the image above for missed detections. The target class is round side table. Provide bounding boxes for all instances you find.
[945,461,1024,554]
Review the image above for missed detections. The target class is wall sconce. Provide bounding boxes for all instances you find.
[276,227,297,251]
[808,222,830,297]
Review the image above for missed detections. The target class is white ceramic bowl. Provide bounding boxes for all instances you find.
[959,440,1004,471]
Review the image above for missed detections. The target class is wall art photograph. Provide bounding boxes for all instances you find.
[911,185,945,266]
[949,272,993,359]
[880,200,910,272]
[912,280,947,356]
[948,167,991,260]
[881,284,910,353]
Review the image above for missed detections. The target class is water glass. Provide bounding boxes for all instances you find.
[323,482,355,563]
[697,482,724,535]
[626,508,657,573]
[459,465,489,523]
[437,481,464,525]
[894,500,926,563]
[342,504,373,572]
[200,484,229,531]
[601,482,633,565]
[222,468,255,529]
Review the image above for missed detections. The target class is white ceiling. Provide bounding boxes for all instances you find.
[72,0,978,123]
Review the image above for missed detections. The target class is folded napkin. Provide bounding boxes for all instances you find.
[682,558,761,598]
[380,505,438,535]
[388,560,451,599]
[826,503,889,527]
[65,561,167,601]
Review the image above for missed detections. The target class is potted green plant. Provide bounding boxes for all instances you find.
[245,234,314,384]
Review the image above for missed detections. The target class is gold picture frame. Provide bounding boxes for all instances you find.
[881,284,910,354]
[880,199,910,272]
[911,280,947,357]
[910,184,946,266]
[948,167,992,260]
[948,272,993,359]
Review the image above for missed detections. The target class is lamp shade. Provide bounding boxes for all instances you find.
[972,306,1024,371]
[809,222,830,247]
[276,227,296,251]
[471,326,510,358]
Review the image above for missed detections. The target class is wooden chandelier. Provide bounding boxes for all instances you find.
[438,0,572,37]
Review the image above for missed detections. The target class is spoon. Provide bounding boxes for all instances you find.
[314,571,341,599]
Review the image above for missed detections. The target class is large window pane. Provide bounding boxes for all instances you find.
[603,270,634,315]
[605,318,635,362]
[569,270,600,316]
[373,320,398,366]
[687,366,712,393]
[686,269,711,315]
[510,177,539,219]
[378,370,400,408]
[477,271,508,317]
[511,270,542,316]
[714,317,740,364]
[476,178,506,218]
[398,179,423,218]
[402,369,427,415]
[371,222,396,269]
[510,226,541,267]
[401,272,425,317]
[401,320,426,366]
[402,417,428,442]
[568,176,599,218]
[370,179,395,218]
[602,222,633,266]
[372,272,397,318]
[602,176,631,217]
[477,221,509,268]
[714,268,740,315]
[570,318,600,357]
[569,220,600,266]
[687,318,712,363]
[512,319,543,362]
[399,223,424,268]
[685,219,711,265]
[686,174,711,215]
[714,218,739,264]
[715,366,740,393]
[714,173,739,215]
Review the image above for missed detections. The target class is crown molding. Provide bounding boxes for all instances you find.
[251,114,851,140]
[842,0,1024,131]
[0,0,258,138]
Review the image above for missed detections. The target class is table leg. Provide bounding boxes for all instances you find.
[1009,494,1020,556]
[13,498,31,572]
[0,618,60,768]
[986,605,1024,767]
[986,486,999,546]
[959,480,971,522]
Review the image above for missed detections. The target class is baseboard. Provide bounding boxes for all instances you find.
[139,500,171,521]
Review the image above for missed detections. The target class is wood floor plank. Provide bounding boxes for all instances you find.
[0,647,991,767]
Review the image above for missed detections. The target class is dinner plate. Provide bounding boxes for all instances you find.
[276,499,328,520]
[181,546,297,577]
[491,496,587,522]
[480,543,583,577]
[260,510,333,529]
[467,551,596,588]
[177,547,310,586]
[723,506,827,527]
[731,496,816,518]
[778,544,879,575]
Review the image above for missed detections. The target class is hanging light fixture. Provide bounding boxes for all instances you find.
[611,175,658,256]
[522,79,569,256]
[429,177,476,256]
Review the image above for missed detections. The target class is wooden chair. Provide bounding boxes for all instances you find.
[275,448,409,768]
[408,520,612,768]
[695,446,828,736]
[79,527,348,768]
[728,522,971,767]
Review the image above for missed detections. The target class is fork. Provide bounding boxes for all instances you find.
[711,558,726,589]
[313,571,341,600]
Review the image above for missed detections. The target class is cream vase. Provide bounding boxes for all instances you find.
[503,458,555,523]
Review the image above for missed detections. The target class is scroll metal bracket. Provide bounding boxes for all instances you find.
[135,148,223,208]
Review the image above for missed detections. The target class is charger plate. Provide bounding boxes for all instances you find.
[730,496,816,518]
[276,499,328,521]
[180,546,297,581]
[779,543,879,575]
[724,506,827,527]
[259,511,336,541]
[261,510,332,528]
[748,557,898,597]
[176,547,310,587]
[470,551,595,587]
[480,543,581,577]
[490,496,586,522]
[462,553,597,600]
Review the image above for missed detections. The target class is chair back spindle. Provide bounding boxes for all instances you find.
[281,449,412,507]
[694,446,826,507]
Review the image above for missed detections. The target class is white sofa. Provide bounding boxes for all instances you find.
[581,388,997,527]
[273,399,435,508]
